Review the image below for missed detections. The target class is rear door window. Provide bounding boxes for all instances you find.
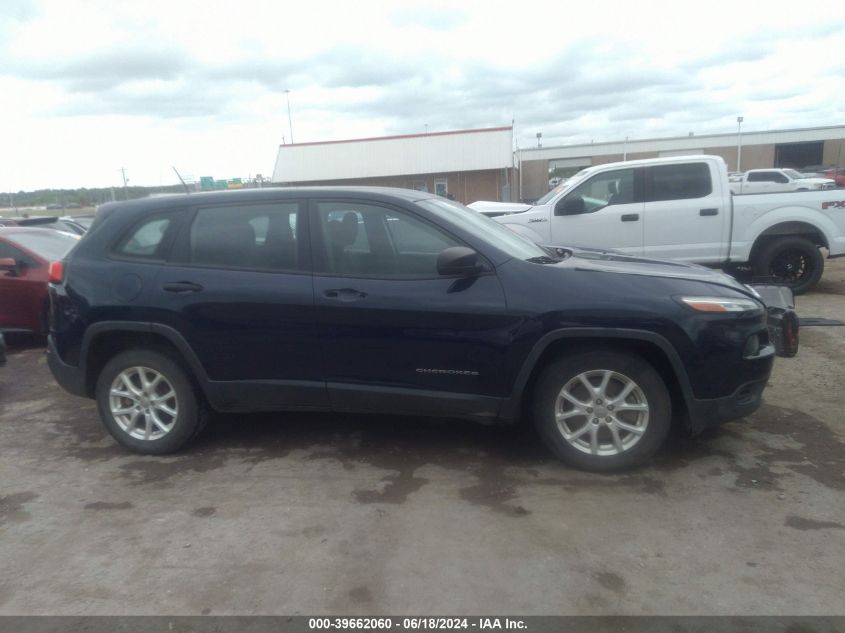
[189,202,301,272]
[747,171,775,182]
[647,163,712,201]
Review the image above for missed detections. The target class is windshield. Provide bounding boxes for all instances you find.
[418,198,548,260]
[535,168,591,205]
[784,169,804,179]
[7,230,79,260]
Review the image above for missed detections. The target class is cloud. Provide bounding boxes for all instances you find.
[0,0,37,21]
[390,6,467,31]
[15,47,191,92]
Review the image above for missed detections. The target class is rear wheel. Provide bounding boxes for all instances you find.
[95,349,206,454]
[533,350,671,471]
[752,236,823,295]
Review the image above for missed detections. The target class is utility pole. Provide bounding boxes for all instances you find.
[119,167,129,200]
[284,90,294,144]
[736,116,744,172]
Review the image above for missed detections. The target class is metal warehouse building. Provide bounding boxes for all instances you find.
[271,126,516,204]
[518,124,845,201]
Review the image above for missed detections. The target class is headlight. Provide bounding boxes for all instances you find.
[681,296,762,313]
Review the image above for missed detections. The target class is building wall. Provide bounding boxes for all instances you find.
[823,139,845,166]
[272,127,513,183]
[520,160,549,201]
[281,168,506,205]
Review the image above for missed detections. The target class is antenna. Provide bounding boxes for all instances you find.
[172,166,190,194]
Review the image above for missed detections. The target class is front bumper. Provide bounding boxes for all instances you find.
[685,376,769,434]
[752,284,799,358]
[46,334,87,397]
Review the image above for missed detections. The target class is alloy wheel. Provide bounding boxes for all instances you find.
[554,369,650,456]
[108,366,179,441]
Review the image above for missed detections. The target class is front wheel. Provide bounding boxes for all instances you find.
[752,236,823,295]
[95,349,206,454]
[533,350,671,471]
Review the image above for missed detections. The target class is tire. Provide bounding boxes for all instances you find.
[752,236,824,295]
[95,349,207,454]
[533,350,671,472]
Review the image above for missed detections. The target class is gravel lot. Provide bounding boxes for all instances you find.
[1,260,843,616]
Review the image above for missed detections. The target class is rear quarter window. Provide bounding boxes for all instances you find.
[113,212,182,260]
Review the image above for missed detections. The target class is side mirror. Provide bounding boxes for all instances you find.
[437,246,483,277]
[556,195,586,216]
[0,257,18,275]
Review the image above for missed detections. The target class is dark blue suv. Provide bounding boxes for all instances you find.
[47,188,792,471]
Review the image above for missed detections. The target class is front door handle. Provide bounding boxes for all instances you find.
[621,214,639,222]
[700,208,719,216]
[162,281,204,293]
[323,288,367,302]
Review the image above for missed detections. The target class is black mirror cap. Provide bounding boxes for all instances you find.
[556,195,586,216]
[437,246,483,277]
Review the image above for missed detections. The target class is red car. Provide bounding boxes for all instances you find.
[821,168,845,188]
[0,228,79,333]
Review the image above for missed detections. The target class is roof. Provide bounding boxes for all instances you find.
[520,124,845,161]
[96,186,439,214]
[279,126,513,148]
[272,126,514,183]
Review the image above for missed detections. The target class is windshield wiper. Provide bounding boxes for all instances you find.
[525,255,559,264]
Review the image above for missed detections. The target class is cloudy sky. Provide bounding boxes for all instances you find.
[1,0,844,191]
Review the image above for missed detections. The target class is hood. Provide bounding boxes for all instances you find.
[468,200,533,216]
[557,247,755,297]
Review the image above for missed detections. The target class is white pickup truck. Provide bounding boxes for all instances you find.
[730,168,835,194]
[469,155,845,293]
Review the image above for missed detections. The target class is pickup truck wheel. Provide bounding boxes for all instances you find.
[752,237,823,295]
[95,349,206,454]
[533,350,671,472]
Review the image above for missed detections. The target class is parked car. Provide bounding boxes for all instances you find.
[729,168,835,194]
[820,167,845,188]
[61,214,96,231]
[0,228,80,333]
[0,216,86,235]
[47,188,795,471]
[470,155,845,294]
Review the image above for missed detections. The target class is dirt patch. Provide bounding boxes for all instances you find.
[192,507,217,518]
[785,515,845,531]
[0,492,38,526]
[348,586,373,604]
[594,570,627,594]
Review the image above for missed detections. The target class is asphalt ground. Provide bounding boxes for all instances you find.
[0,259,843,616]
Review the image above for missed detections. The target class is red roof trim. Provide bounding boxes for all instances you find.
[279,126,513,149]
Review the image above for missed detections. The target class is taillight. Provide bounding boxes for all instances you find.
[48,261,64,284]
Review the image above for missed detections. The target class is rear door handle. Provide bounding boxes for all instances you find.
[162,281,204,293]
[700,208,719,216]
[323,288,367,302]
[621,214,639,222]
